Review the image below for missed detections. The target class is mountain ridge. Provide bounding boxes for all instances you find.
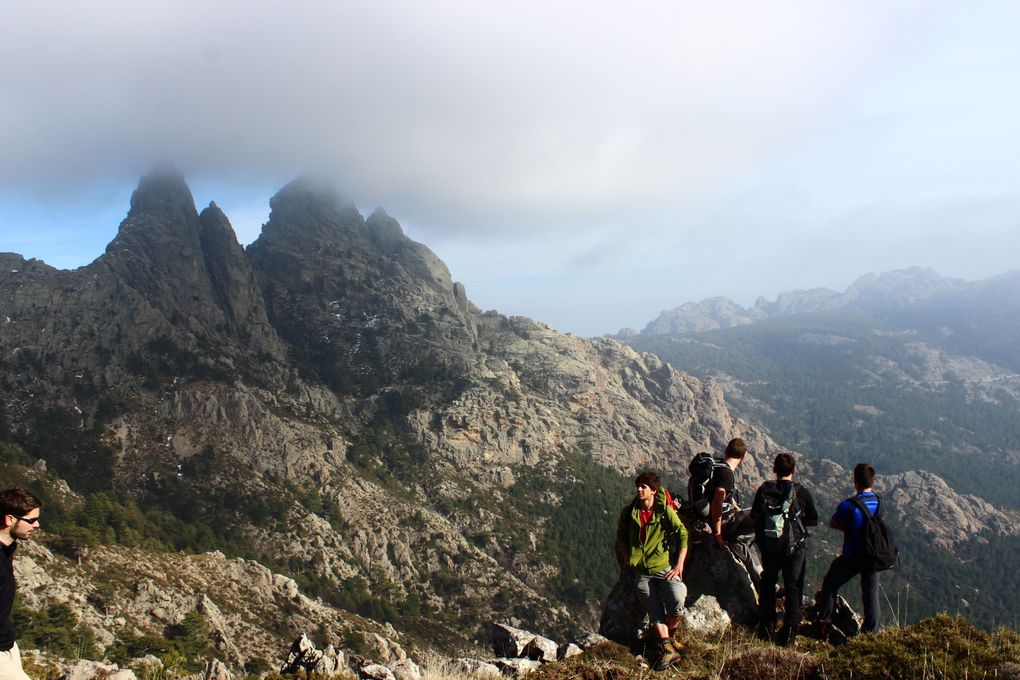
[636,266,1020,336]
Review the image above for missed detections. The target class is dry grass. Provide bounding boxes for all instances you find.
[527,642,646,680]
[418,649,500,680]
[717,646,819,680]
[818,614,1020,680]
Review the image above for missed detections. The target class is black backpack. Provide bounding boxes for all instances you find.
[687,452,729,517]
[850,495,898,572]
[657,488,683,564]
[754,481,807,556]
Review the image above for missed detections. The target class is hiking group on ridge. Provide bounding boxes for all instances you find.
[616,438,897,670]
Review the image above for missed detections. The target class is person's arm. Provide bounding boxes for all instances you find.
[829,500,848,530]
[748,486,762,526]
[666,546,687,581]
[665,506,688,580]
[801,489,819,527]
[710,486,727,548]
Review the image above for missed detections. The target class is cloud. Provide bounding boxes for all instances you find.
[1,1,933,233]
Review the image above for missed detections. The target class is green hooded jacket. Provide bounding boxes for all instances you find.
[616,488,689,574]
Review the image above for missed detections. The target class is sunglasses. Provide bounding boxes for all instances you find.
[11,515,40,526]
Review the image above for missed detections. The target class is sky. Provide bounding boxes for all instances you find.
[3,1,1020,337]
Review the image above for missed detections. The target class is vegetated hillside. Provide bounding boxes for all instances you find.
[622,269,1020,628]
[1,170,794,664]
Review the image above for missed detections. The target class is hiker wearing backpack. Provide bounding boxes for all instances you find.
[615,471,689,671]
[708,438,755,549]
[749,453,818,646]
[816,463,895,636]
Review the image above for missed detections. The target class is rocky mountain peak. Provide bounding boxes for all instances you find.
[258,177,365,247]
[103,170,207,301]
[366,207,405,253]
[847,266,966,306]
[125,167,199,224]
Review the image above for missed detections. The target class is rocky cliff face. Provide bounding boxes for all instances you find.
[0,171,779,648]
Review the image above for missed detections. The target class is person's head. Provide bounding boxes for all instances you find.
[773,452,796,478]
[0,487,42,541]
[724,438,747,461]
[853,463,876,490]
[634,471,661,493]
[634,471,660,506]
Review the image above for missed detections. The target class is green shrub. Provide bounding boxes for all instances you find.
[14,602,98,660]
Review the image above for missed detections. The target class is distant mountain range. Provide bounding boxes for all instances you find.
[621,266,1020,627]
[631,266,1020,338]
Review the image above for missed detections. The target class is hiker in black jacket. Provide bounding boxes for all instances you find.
[0,488,41,680]
[749,453,818,646]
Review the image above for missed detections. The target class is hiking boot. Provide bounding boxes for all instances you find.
[654,640,680,671]
[754,622,774,643]
[777,624,798,647]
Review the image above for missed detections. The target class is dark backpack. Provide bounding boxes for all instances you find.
[754,481,807,556]
[687,452,729,517]
[849,495,898,572]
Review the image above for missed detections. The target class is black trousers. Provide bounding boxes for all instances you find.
[817,554,880,633]
[758,545,806,638]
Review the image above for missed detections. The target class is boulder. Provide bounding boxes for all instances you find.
[61,660,120,680]
[388,657,421,680]
[489,658,541,677]
[522,634,558,662]
[681,517,760,624]
[360,664,396,680]
[682,595,730,636]
[281,633,325,674]
[203,659,231,680]
[597,572,649,644]
[572,633,609,651]
[804,593,862,643]
[492,623,536,658]
[451,658,501,678]
[556,643,582,660]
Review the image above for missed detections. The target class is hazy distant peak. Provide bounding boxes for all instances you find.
[270,176,357,213]
[127,167,197,220]
[847,266,966,304]
[754,286,842,316]
[638,266,1011,337]
[640,296,759,334]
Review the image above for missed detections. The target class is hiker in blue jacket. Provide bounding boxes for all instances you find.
[816,463,881,635]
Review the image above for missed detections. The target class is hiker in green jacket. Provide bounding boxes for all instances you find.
[616,471,689,671]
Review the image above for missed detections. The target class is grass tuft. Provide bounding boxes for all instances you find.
[819,613,1020,680]
[719,646,819,680]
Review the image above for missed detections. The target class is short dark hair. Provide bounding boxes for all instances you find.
[724,438,747,460]
[634,471,661,492]
[853,463,875,489]
[0,488,42,518]
[773,453,796,478]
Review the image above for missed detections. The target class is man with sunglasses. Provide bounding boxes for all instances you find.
[0,488,41,680]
